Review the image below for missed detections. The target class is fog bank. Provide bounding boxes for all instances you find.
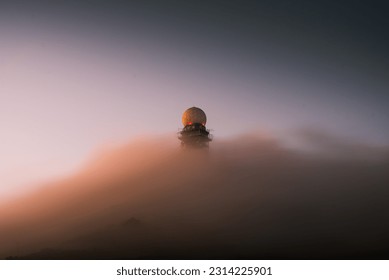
[1,132,388,259]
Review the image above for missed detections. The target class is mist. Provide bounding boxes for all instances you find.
[0,132,388,259]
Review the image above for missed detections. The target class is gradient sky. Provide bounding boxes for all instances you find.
[1,0,389,199]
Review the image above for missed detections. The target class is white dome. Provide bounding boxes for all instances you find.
[182,107,207,126]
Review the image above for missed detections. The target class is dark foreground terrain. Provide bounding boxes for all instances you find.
[1,133,389,259]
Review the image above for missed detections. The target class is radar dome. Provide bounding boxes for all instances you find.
[182,107,207,126]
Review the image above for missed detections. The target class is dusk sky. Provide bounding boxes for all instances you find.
[1,0,389,199]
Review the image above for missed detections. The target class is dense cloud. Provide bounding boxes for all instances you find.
[0,132,388,259]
